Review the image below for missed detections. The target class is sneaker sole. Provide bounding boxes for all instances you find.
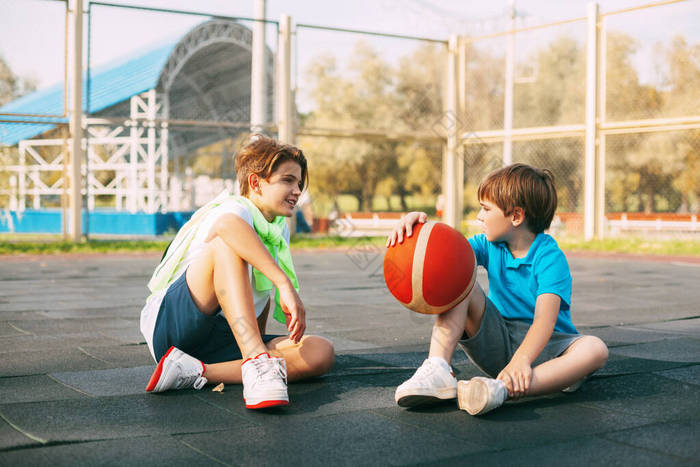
[457,379,488,415]
[396,387,457,407]
[145,346,176,392]
[245,399,290,409]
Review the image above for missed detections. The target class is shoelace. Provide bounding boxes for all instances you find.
[251,357,288,384]
[176,364,207,390]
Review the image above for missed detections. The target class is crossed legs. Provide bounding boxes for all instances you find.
[185,237,334,384]
[427,283,607,397]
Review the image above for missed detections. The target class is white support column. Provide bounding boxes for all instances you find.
[503,0,515,166]
[250,0,267,134]
[128,123,138,213]
[584,2,600,240]
[69,0,84,241]
[147,122,156,213]
[596,15,607,238]
[277,14,292,144]
[18,143,26,211]
[444,34,461,229]
[9,176,17,211]
[160,124,169,212]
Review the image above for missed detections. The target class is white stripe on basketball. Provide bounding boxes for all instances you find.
[406,222,477,314]
[407,221,435,314]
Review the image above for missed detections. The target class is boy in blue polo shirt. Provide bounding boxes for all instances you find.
[387,163,608,415]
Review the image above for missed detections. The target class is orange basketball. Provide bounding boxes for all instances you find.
[384,221,477,314]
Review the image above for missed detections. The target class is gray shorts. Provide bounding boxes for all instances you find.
[458,297,582,378]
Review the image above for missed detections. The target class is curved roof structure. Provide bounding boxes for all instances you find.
[0,19,273,152]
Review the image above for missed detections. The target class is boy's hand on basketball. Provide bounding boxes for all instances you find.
[386,212,428,247]
[279,281,306,344]
[497,354,532,399]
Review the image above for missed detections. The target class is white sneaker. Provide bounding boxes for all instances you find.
[146,346,207,392]
[241,352,289,409]
[395,358,458,407]
[457,377,508,415]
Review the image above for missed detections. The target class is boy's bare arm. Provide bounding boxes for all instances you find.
[497,293,560,398]
[205,213,306,343]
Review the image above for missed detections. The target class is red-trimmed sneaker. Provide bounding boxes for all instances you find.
[241,352,289,409]
[146,346,207,392]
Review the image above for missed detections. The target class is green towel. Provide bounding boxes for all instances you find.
[148,191,298,324]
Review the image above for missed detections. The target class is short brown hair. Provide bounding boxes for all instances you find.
[477,163,557,234]
[234,134,308,196]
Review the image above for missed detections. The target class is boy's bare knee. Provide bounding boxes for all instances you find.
[592,336,609,367]
[300,335,335,376]
[580,335,608,369]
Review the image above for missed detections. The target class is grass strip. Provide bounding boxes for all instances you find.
[0,234,698,257]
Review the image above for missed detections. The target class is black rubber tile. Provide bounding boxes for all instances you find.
[372,394,652,451]
[602,420,700,462]
[598,354,693,377]
[0,393,252,443]
[0,416,40,451]
[0,322,28,338]
[0,436,213,466]
[194,372,406,423]
[177,411,485,466]
[609,337,700,363]
[655,364,700,386]
[0,311,49,321]
[0,334,123,353]
[50,366,154,397]
[8,317,136,336]
[0,348,112,377]
[95,327,146,345]
[426,436,691,467]
[583,325,684,347]
[573,373,700,422]
[635,317,700,336]
[76,344,154,367]
[0,375,87,403]
[323,324,435,348]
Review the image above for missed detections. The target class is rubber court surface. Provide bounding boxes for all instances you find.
[1,249,698,465]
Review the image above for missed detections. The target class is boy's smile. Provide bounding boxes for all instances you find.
[252,160,303,221]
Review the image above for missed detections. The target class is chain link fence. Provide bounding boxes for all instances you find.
[1,1,698,239]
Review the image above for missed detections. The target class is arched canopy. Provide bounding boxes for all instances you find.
[0,19,275,154]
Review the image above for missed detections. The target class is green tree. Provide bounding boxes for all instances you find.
[300,42,401,211]
[0,54,36,106]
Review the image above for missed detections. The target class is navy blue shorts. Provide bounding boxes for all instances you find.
[152,270,280,364]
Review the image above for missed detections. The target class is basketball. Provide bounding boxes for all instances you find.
[384,221,477,314]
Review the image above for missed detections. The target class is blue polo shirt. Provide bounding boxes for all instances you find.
[468,233,578,335]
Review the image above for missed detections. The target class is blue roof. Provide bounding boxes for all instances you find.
[0,42,177,146]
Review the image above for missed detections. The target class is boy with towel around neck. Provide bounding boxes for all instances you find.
[141,135,334,409]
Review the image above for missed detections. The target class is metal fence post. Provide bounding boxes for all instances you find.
[596,14,607,238]
[503,0,515,167]
[70,0,84,241]
[444,34,461,229]
[250,0,267,134]
[584,2,600,240]
[277,14,292,144]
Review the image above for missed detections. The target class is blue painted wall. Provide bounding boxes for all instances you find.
[0,210,194,236]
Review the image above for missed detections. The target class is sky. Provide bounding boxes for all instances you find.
[0,0,698,101]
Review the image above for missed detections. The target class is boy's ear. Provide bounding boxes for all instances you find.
[248,173,261,194]
[511,207,525,227]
